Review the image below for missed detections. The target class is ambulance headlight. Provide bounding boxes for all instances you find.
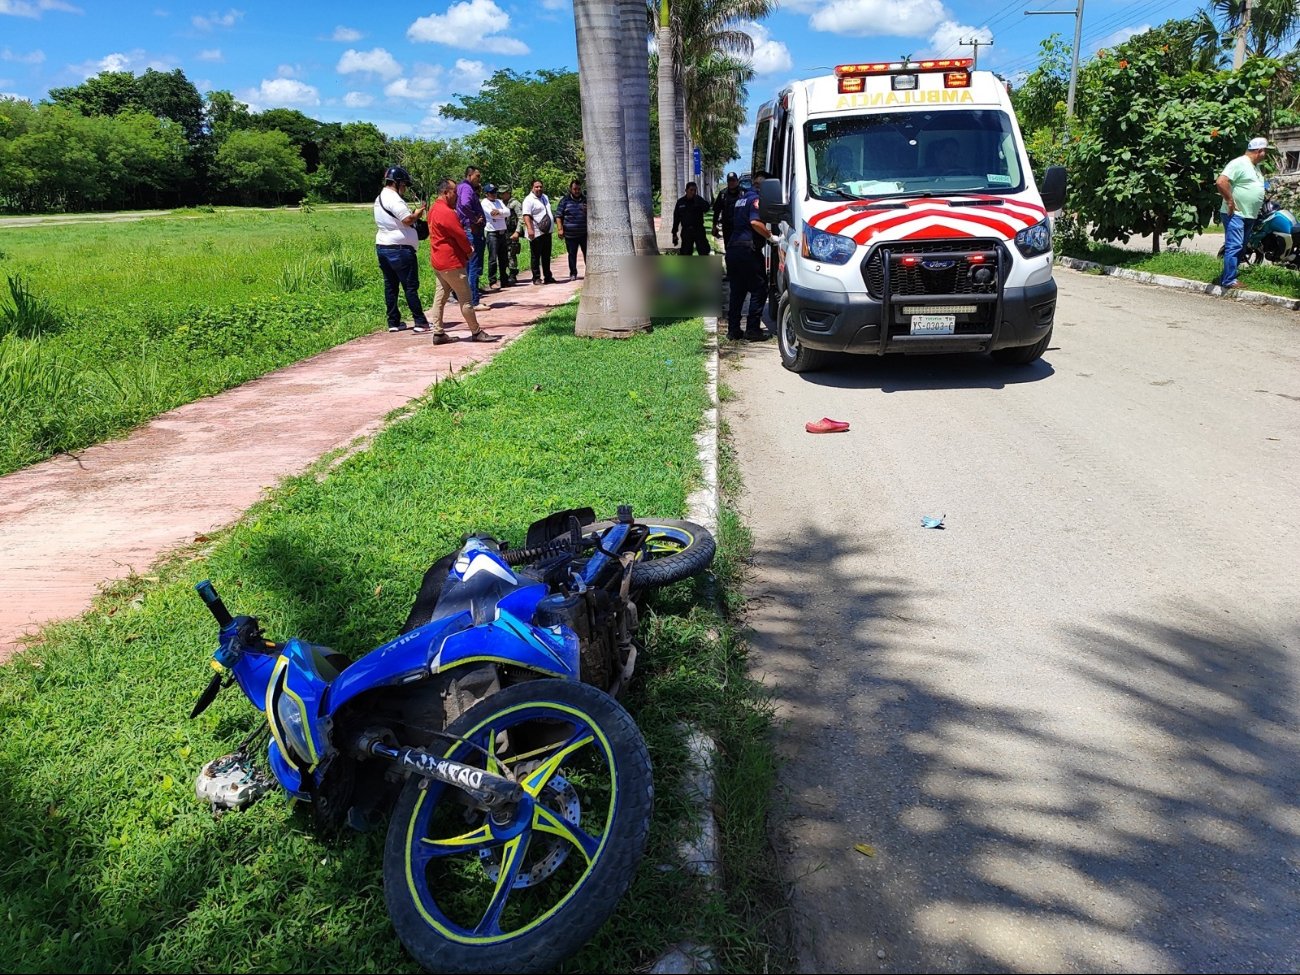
[1014,218,1052,257]
[801,222,857,265]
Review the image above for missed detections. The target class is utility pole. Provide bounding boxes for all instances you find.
[959,36,992,69]
[1026,1,1086,116]
[1233,0,1253,70]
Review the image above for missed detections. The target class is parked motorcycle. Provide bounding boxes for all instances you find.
[189,506,715,974]
[1216,197,1300,269]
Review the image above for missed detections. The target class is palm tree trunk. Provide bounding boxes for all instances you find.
[621,0,657,256]
[656,3,678,251]
[574,0,650,337]
[677,83,691,191]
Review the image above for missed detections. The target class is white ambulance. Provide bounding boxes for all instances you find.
[753,57,1068,372]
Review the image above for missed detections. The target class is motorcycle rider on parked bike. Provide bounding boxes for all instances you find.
[1216,136,1271,290]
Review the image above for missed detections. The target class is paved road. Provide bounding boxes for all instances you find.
[726,268,1300,972]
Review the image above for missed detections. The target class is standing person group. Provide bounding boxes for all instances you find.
[1216,136,1271,291]
[555,179,588,281]
[522,179,558,286]
[725,169,773,343]
[672,182,712,256]
[374,165,433,334]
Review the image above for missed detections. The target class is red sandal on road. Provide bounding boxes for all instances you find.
[805,417,850,434]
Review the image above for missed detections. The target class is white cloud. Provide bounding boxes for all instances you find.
[451,57,489,91]
[331,26,362,42]
[385,71,446,102]
[337,47,402,80]
[1099,25,1149,50]
[1,91,28,100]
[275,63,300,78]
[372,118,415,137]
[783,0,948,38]
[240,77,320,111]
[539,0,566,8]
[343,90,374,108]
[1,47,44,63]
[1,0,82,16]
[197,48,223,62]
[407,0,529,56]
[71,49,178,78]
[738,21,791,75]
[192,8,241,31]
[929,21,992,59]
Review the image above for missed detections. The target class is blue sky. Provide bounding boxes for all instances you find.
[0,0,1212,148]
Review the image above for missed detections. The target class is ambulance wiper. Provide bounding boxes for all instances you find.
[948,198,1005,207]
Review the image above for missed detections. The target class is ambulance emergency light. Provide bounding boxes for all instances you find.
[835,58,973,94]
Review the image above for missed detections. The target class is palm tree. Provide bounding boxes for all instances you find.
[1213,0,1300,59]
[573,0,651,337]
[622,0,658,256]
[653,0,775,247]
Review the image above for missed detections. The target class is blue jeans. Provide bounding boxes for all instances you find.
[465,226,485,305]
[1220,213,1257,287]
[376,245,428,327]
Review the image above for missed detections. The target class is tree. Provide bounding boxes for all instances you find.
[441,69,584,181]
[1212,0,1300,59]
[48,71,138,117]
[213,129,307,205]
[573,0,650,337]
[622,0,657,255]
[248,108,323,173]
[318,121,388,201]
[1069,40,1277,253]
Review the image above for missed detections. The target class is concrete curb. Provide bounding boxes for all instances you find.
[1055,255,1300,311]
[649,318,722,975]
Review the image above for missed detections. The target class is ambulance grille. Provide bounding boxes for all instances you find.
[863,239,1004,299]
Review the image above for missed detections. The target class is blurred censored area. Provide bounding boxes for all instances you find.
[620,255,724,321]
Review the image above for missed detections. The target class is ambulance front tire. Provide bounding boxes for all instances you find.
[990,326,1052,365]
[777,292,830,373]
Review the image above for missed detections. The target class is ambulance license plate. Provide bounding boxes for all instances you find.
[910,315,955,335]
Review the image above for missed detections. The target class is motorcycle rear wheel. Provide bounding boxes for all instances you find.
[383,679,652,974]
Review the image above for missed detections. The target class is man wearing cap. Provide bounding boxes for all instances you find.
[481,184,510,292]
[374,165,432,333]
[1216,137,1270,290]
[712,172,744,248]
[726,170,774,342]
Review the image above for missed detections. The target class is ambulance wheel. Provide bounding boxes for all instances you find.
[777,293,829,373]
[991,327,1052,365]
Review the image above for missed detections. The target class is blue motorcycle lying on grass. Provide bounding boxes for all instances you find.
[1216,197,1300,269]
[189,506,714,974]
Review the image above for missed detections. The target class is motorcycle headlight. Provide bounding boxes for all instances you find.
[801,221,857,265]
[1015,218,1052,257]
[275,693,314,764]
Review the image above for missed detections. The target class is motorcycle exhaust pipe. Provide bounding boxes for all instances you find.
[356,732,524,808]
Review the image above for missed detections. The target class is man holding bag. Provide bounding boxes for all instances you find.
[374,165,431,333]
[522,178,558,285]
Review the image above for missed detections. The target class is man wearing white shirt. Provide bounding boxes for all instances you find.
[481,184,511,291]
[521,179,558,285]
[373,165,431,333]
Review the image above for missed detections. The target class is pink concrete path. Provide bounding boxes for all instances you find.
[0,268,583,659]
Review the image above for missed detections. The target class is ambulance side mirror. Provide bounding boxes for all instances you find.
[1040,166,1068,212]
[759,179,791,225]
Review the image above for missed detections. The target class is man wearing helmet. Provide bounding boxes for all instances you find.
[374,165,431,333]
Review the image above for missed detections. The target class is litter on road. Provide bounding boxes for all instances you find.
[805,417,850,434]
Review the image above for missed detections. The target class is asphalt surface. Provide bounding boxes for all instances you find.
[725,268,1300,973]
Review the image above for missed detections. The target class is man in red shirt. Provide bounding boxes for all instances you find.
[421,178,499,344]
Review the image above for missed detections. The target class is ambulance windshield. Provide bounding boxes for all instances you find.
[805,109,1024,200]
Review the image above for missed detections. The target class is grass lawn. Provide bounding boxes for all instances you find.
[0,207,534,476]
[0,306,786,973]
[1061,240,1300,300]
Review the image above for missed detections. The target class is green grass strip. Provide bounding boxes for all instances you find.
[1061,240,1300,300]
[0,308,780,973]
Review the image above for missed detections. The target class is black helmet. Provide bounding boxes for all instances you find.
[384,166,411,184]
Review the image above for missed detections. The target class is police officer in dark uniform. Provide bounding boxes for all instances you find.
[672,182,712,255]
[712,172,744,247]
[726,170,773,342]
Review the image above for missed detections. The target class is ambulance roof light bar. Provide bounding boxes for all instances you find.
[835,58,973,76]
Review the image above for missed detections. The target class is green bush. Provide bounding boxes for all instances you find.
[0,275,63,339]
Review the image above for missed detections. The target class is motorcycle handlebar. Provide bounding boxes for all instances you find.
[196,580,234,629]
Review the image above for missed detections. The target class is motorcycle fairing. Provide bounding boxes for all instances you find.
[265,644,333,769]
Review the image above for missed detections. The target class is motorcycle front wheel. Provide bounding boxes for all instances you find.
[383,679,653,974]
[583,517,716,589]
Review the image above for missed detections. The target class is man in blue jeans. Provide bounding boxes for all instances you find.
[373,165,431,332]
[1216,137,1270,290]
[456,165,488,308]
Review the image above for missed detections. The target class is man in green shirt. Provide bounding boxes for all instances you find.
[1216,136,1270,289]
